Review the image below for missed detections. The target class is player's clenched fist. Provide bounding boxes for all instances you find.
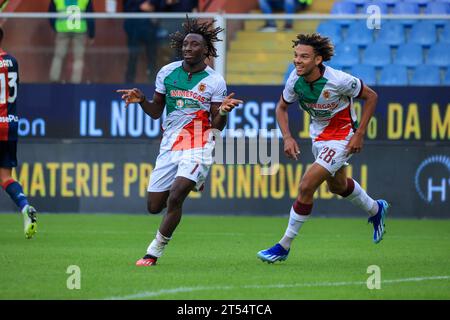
[116,88,146,107]
[219,92,243,115]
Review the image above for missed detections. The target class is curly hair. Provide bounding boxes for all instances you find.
[292,33,335,62]
[170,15,224,59]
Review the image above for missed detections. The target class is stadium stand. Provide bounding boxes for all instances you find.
[333,43,360,67]
[226,0,334,84]
[410,65,442,85]
[345,20,375,47]
[363,1,389,14]
[379,64,409,85]
[226,0,449,85]
[394,43,424,67]
[426,43,450,67]
[376,21,406,47]
[441,23,450,43]
[409,21,438,47]
[444,69,450,85]
[317,21,343,44]
[350,64,377,85]
[363,43,392,67]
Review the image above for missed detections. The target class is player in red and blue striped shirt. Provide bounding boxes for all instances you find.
[0,27,37,239]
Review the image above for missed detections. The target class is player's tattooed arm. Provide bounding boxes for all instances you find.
[345,84,378,156]
[116,88,166,119]
[276,95,300,160]
[211,93,243,131]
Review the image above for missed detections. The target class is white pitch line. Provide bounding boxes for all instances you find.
[104,275,450,300]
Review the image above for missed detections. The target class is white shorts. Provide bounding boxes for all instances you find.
[147,147,213,192]
[312,140,352,176]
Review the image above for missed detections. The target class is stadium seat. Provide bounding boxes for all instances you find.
[363,43,392,67]
[379,65,409,85]
[341,0,366,5]
[441,23,450,44]
[402,0,429,6]
[331,1,357,14]
[444,70,450,85]
[342,0,365,4]
[395,43,423,67]
[333,43,360,67]
[409,21,437,47]
[363,1,389,15]
[393,2,420,26]
[325,61,345,71]
[410,65,441,85]
[350,64,377,85]
[426,43,450,67]
[393,2,420,14]
[331,1,357,25]
[317,21,343,44]
[376,21,405,46]
[425,2,450,26]
[344,21,375,47]
[377,0,397,6]
[284,63,295,82]
[425,2,449,14]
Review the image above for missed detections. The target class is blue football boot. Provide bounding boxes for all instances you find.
[257,243,290,263]
[368,200,390,244]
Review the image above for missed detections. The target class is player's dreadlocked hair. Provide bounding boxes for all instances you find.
[292,33,335,62]
[170,15,224,59]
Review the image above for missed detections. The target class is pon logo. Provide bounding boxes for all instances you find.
[415,155,450,203]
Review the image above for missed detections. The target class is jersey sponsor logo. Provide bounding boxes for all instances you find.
[170,90,207,103]
[175,98,201,110]
[0,115,19,123]
[0,59,13,68]
[304,101,339,111]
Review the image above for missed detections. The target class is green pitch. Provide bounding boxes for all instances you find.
[0,213,449,300]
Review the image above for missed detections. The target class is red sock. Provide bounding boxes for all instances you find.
[339,178,355,198]
[292,199,313,216]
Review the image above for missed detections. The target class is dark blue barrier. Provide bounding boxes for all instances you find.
[19,85,450,142]
[0,84,448,217]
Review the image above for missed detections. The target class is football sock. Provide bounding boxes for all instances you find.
[2,179,29,211]
[279,200,312,250]
[340,178,378,216]
[146,231,171,258]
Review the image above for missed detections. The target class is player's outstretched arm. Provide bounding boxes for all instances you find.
[345,84,378,156]
[276,96,300,160]
[211,93,243,131]
[116,88,166,119]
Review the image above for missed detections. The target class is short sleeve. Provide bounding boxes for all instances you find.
[337,71,363,98]
[282,69,299,104]
[155,67,166,95]
[211,76,227,103]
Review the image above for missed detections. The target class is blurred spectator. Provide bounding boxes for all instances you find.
[259,0,310,32]
[49,0,95,83]
[155,0,199,61]
[123,0,159,83]
[0,0,9,11]
[159,0,198,12]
